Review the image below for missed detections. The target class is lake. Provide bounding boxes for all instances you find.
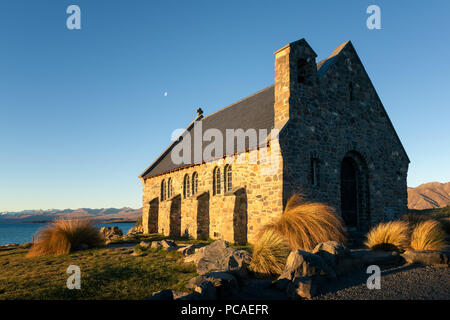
[0,222,136,246]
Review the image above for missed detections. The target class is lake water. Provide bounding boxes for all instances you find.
[0,222,136,246]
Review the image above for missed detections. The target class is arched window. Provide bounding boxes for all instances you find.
[224,165,232,192]
[167,178,173,198]
[192,172,198,195]
[183,174,190,198]
[213,167,221,195]
[161,180,166,201]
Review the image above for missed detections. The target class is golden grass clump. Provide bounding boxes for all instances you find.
[365,220,410,251]
[249,229,290,278]
[27,218,104,257]
[262,194,348,252]
[410,220,447,251]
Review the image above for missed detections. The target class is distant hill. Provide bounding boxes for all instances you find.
[0,207,142,223]
[408,182,450,210]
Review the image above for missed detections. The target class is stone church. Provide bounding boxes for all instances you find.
[139,38,409,244]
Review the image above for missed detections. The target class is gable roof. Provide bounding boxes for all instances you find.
[140,85,275,178]
[316,40,350,78]
[140,40,408,179]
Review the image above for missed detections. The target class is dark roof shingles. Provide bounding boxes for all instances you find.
[141,85,275,178]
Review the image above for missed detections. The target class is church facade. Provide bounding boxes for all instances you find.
[139,38,409,244]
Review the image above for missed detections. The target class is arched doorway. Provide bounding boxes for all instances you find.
[340,151,370,231]
[196,192,210,240]
[169,195,181,237]
[148,198,159,233]
[233,188,248,245]
[340,157,358,228]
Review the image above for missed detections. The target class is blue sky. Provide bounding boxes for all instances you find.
[0,0,449,211]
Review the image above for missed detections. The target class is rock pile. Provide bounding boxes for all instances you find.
[100,226,123,242]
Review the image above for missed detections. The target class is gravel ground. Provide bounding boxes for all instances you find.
[314,264,450,300]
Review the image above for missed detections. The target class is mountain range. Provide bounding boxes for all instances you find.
[0,207,141,223]
[408,181,450,210]
[0,181,448,222]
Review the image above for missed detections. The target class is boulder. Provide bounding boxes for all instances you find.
[172,291,192,300]
[139,241,152,248]
[312,241,357,275]
[278,250,336,281]
[184,240,251,278]
[401,250,450,266]
[127,224,144,235]
[100,226,123,241]
[123,234,138,240]
[151,241,163,249]
[188,279,217,300]
[361,250,403,266]
[160,240,178,251]
[186,272,239,299]
[147,289,193,300]
[177,244,196,256]
[286,276,317,300]
[147,289,174,300]
[312,241,349,268]
[276,250,336,299]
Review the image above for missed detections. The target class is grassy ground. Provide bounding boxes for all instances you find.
[0,242,197,300]
[408,206,450,219]
[407,206,450,235]
[0,233,252,300]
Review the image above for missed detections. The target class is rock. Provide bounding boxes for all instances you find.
[127,224,144,235]
[241,278,274,290]
[313,241,349,256]
[191,279,217,300]
[275,278,290,291]
[401,250,449,266]
[172,291,191,300]
[312,241,349,268]
[147,289,174,300]
[139,241,152,248]
[286,276,317,299]
[123,234,138,240]
[151,241,163,249]
[100,226,123,241]
[177,244,195,256]
[277,250,335,299]
[186,272,239,299]
[361,250,403,266]
[184,240,251,278]
[312,241,357,275]
[278,250,336,281]
[160,240,178,251]
[161,239,176,247]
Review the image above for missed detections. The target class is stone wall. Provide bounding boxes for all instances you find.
[141,143,284,244]
[274,39,409,231]
[141,38,409,241]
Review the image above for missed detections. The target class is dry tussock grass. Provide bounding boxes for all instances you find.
[410,220,447,251]
[27,218,104,257]
[249,229,290,278]
[261,194,348,252]
[365,220,410,251]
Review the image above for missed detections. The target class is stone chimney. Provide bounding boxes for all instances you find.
[274,38,318,129]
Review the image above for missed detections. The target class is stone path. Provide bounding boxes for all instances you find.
[314,264,450,300]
